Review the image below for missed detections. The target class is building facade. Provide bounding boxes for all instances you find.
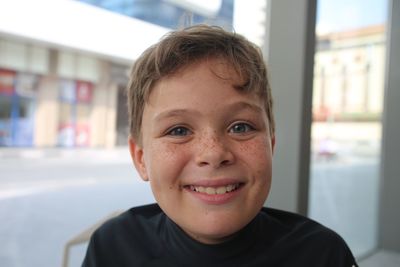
[313,24,386,122]
[0,39,129,147]
[0,0,234,147]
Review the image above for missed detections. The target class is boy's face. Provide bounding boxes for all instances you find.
[129,58,275,244]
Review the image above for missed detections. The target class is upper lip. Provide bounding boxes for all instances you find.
[184,178,245,187]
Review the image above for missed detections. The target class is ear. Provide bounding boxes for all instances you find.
[271,135,276,155]
[128,137,149,181]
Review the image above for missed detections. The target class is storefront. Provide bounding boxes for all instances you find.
[57,79,93,147]
[0,37,126,148]
[0,69,38,146]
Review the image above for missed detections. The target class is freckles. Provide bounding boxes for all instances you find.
[194,136,211,156]
[239,138,270,159]
[238,144,252,159]
[150,142,177,162]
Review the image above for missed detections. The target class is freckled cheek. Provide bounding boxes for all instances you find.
[239,137,272,158]
[238,138,273,177]
[145,142,191,184]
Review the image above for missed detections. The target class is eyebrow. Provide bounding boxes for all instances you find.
[153,101,263,122]
[226,101,264,114]
[154,109,201,122]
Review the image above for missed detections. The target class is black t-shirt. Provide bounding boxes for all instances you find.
[82,203,358,267]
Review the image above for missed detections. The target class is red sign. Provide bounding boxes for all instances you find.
[75,124,90,147]
[0,69,16,95]
[58,123,90,147]
[76,81,93,103]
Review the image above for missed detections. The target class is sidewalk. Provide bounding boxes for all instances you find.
[0,146,131,162]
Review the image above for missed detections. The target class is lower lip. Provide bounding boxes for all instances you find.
[185,185,243,205]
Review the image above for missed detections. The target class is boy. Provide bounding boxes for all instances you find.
[82,25,358,266]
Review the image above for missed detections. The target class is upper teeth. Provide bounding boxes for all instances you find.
[189,184,240,195]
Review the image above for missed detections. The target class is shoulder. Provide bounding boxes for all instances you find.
[93,203,163,243]
[101,203,162,226]
[82,203,165,266]
[257,207,358,266]
[260,207,344,241]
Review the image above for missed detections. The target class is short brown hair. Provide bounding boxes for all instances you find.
[127,24,274,142]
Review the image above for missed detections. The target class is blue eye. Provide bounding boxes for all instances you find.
[229,123,254,134]
[167,126,191,136]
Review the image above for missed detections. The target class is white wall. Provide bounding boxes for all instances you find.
[0,0,170,63]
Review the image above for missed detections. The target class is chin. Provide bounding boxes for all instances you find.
[188,215,250,244]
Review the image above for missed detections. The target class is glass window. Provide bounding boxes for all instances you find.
[309,0,388,258]
[77,0,234,30]
[57,80,93,147]
[59,102,74,125]
[0,96,12,119]
[0,96,12,146]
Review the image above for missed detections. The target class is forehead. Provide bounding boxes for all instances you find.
[148,58,247,101]
[143,59,264,118]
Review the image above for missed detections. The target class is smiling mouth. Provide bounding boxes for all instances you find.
[185,183,244,195]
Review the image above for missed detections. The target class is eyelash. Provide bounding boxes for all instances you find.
[228,122,255,134]
[166,126,192,136]
[164,122,255,137]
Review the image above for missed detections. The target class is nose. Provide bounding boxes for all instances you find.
[195,131,234,168]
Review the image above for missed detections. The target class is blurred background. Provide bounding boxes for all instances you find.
[0,0,399,266]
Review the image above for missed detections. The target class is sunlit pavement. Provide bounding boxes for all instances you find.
[0,147,378,267]
[0,147,155,267]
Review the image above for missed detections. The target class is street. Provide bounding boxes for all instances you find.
[0,148,155,267]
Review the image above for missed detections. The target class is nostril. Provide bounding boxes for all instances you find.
[221,159,231,165]
[195,140,234,168]
[198,161,209,167]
